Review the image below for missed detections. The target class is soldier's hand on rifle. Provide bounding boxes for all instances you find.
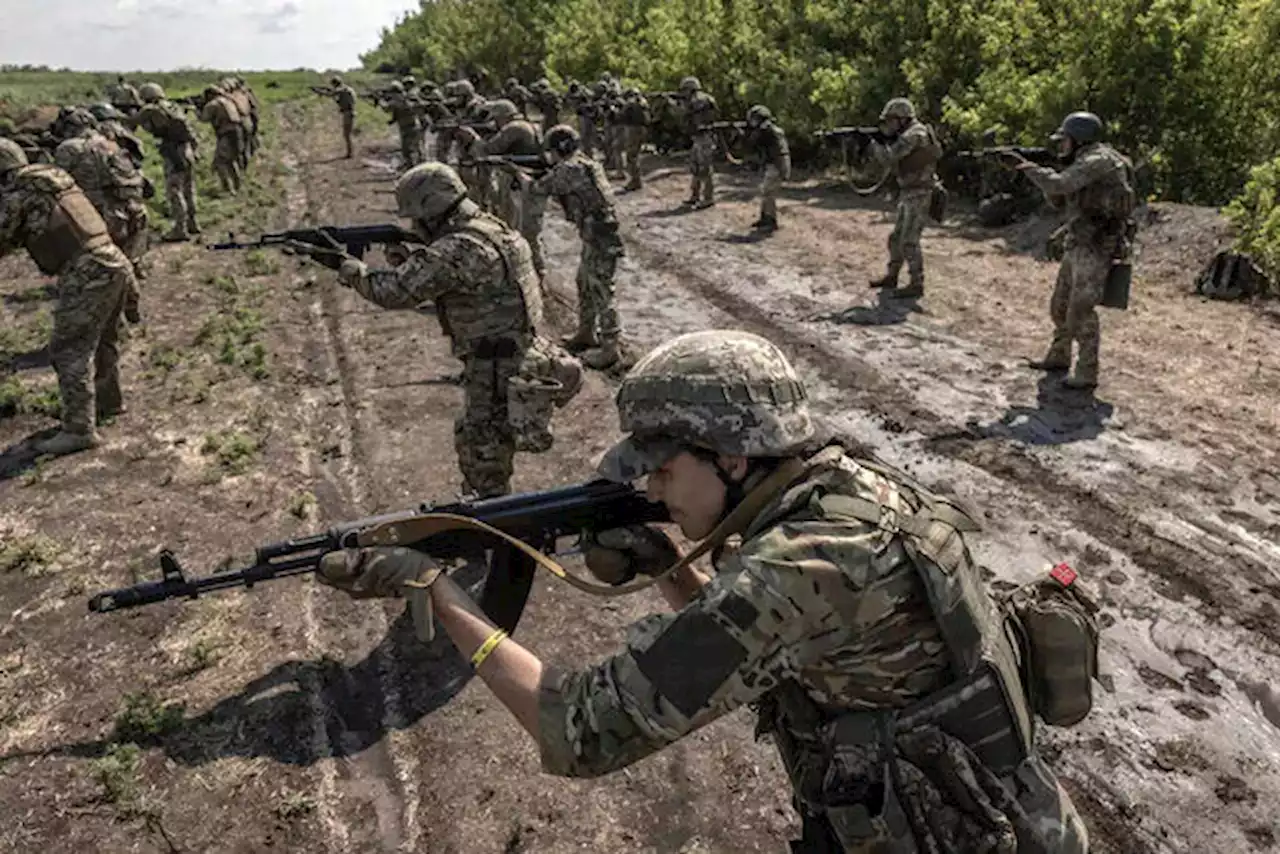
[583,525,680,586]
[384,241,411,267]
[319,546,443,599]
[997,150,1027,170]
[283,239,350,271]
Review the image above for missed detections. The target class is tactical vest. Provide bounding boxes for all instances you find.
[556,155,615,228]
[758,454,1035,846]
[450,211,544,339]
[1075,144,1136,230]
[17,164,113,275]
[144,102,196,145]
[207,97,241,134]
[897,123,942,179]
[686,93,718,134]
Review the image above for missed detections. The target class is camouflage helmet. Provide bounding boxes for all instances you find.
[401,75,416,87]
[59,107,98,136]
[387,81,405,94]
[0,138,29,174]
[679,76,701,93]
[533,77,550,90]
[746,104,772,125]
[89,103,120,121]
[454,79,476,98]
[505,77,519,88]
[330,75,343,86]
[485,99,520,123]
[394,162,468,220]
[879,97,916,121]
[1053,111,1104,145]
[139,82,166,102]
[597,330,815,482]
[544,123,580,156]
[623,87,640,99]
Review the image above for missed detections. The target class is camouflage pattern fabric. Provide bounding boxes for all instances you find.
[538,447,1087,853]
[745,122,790,220]
[338,203,543,496]
[535,89,562,134]
[621,125,646,190]
[477,120,542,231]
[1022,143,1135,385]
[530,152,623,340]
[683,92,718,204]
[886,194,931,289]
[161,154,198,236]
[332,84,357,158]
[875,120,942,194]
[201,97,243,193]
[129,101,198,236]
[384,95,424,167]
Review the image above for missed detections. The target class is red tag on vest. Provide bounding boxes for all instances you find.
[1050,563,1077,587]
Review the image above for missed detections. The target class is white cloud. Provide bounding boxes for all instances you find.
[0,0,418,71]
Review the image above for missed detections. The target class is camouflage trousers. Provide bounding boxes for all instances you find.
[104,199,148,316]
[688,133,716,204]
[519,189,548,280]
[162,153,198,236]
[580,117,598,157]
[340,111,354,157]
[603,124,622,171]
[575,221,623,340]
[887,191,931,286]
[760,157,790,220]
[622,126,646,190]
[456,347,525,498]
[459,164,491,212]
[1045,239,1111,384]
[51,246,133,434]
[213,131,243,194]
[400,126,424,168]
[238,123,253,170]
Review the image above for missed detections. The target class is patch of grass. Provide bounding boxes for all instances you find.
[166,257,186,274]
[0,307,51,361]
[113,691,185,743]
[243,249,280,277]
[148,343,185,374]
[0,535,62,576]
[196,306,268,380]
[206,273,239,295]
[200,429,260,478]
[186,640,220,673]
[288,490,318,519]
[276,791,317,820]
[5,284,53,304]
[0,377,61,418]
[91,742,142,806]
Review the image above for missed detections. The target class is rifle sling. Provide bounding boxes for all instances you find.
[356,457,807,599]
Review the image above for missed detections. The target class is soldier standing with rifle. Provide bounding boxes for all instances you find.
[679,76,718,209]
[530,79,562,135]
[200,84,244,195]
[380,81,425,169]
[866,97,942,300]
[128,82,200,241]
[618,88,649,192]
[1000,111,1136,389]
[313,328,1092,854]
[314,76,358,158]
[0,139,138,456]
[728,105,790,231]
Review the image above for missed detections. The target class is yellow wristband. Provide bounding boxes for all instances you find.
[470,628,508,669]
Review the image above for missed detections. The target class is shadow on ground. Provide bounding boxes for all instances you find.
[928,372,1115,447]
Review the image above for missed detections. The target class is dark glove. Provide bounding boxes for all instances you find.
[583,525,680,586]
[997,150,1026,170]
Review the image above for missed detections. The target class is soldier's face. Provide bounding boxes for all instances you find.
[645,451,749,540]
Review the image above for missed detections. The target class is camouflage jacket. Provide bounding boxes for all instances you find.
[683,92,718,136]
[744,122,790,168]
[200,96,242,136]
[1023,142,1135,243]
[332,85,357,114]
[338,204,543,357]
[874,120,941,194]
[130,101,197,149]
[529,152,617,230]
[477,120,542,157]
[538,446,953,778]
[54,131,144,211]
[97,120,146,165]
[382,94,421,133]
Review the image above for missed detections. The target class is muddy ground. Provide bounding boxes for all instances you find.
[1,98,1277,853]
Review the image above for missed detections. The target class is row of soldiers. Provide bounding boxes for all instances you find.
[0,76,264,457]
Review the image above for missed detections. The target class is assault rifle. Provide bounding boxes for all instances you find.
[172,94,207,111]
[208,224,425,268]
[87,479,669,632]
[708,121,748,132]
[815,126,892,147]
[310,85,337,97]
[460,154,551,175]
[956,145,1057,166]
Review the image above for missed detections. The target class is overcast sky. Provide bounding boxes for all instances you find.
[0,0,420,71]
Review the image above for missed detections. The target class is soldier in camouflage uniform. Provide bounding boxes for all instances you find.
[54,109,148,321]
[680,76,718,209]
[199,85,243,195]
[228,77,260,167]
[324,75,358,159]
[867,98,942,299]
[1002,111,1136,389]
[460,99,545,276]
[738,105,790,231]
[523,125,625,370]
[105,75,141,114]
[530,79,562,135]
[315,328,1089,854]
[88,104,146,168]
[379,82,424,169]
[128,82,200,241]
[336,163,580,498]
[618,89,649,192]
[503,77,534,117]
[0,139,137,456]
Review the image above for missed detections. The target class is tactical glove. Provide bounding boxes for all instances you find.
[319,546,443,640]
[583,525,679,586]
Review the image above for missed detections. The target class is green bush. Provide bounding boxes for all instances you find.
[362,0,1280,206]
[1225,156,1280,283]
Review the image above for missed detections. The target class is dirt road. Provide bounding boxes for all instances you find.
[1,99,1277,853]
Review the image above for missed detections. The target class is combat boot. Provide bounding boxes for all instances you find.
[187,217,201,236]
[1027,341,1071,372]
[582,337,620,370]
[891,283,924,299]
[162,228,189,243]
[1063,374,1098,390]
[869,273,899,289]
[34,430,101,457]
[562,329,599,354]
[756,215,778,232]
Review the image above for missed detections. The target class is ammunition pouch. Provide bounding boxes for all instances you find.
[507,337,583,454]
[20,166,113,275]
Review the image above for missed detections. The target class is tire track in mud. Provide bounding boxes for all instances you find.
[276,104,421,853]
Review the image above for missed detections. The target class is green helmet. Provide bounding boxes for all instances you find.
[597,330,815,482]
[330,75,343,86]
[401,75,416,88]
[455,79,476,99]
[544,123,580,156]
[139,82,165,102]
[485,99,520,123]
[395,162,468,220]
[387,81,405,94]
[533,77,550,90]
[0,138,29,173]
[747,104,772,125]
[879,97,916,121]
[59,107,98,137]
[1053,111,1104,145]
[679,76,701,94]
[89,103,120,121]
